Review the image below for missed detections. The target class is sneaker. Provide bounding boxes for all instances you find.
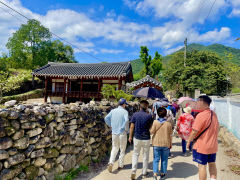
[153,175,158,180]
[160,173,166,179]
[142,172,149,179]
[118,166,124,170]
[183,153,187,157]
[131,173,136,180]
[108,164,113,173]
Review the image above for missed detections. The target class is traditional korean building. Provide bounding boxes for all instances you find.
[126,75,163,91]
[32,62,133,103]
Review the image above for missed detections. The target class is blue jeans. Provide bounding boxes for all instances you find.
[182,139,192,153]
[153,147,169,174]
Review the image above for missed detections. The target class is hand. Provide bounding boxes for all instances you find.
[128,137,132,143]
[170,145,172,149]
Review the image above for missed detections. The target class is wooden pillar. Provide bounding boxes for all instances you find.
[67,79,70,97]
[44,77,48,103]
[80,78,83,101]
[98,79,101,98]
[118,77,122,90]
[63,78,66,104]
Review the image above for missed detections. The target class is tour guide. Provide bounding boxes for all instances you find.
[104,98,129,173]
[187,95,219,180]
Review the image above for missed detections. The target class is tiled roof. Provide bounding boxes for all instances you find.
[126,75,162,88]
[33,62,132,78]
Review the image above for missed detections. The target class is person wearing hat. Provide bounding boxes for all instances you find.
[177,106,194,156]
[105,98,129,172]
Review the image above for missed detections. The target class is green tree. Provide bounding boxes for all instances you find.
[48,40,76,63]
[6,19,52,69]
[140,46,151,75]
[163,51,230,96]
[150,51,163,78]
[0,71,8,99]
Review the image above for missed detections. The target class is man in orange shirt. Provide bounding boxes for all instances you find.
[187,95,219,180]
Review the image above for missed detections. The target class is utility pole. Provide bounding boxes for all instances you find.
[184,38,187,67]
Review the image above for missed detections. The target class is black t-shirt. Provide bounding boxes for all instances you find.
[131,110,153,140]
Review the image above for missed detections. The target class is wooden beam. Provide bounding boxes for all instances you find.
[44,78,48,103]
[63,78,66,104]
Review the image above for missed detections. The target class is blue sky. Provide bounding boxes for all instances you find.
[0,0,240,63]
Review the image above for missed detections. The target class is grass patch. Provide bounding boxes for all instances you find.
[229,165,240,175]
[54,165,89,180]
[225,149,240,159]
[0,89,43,104]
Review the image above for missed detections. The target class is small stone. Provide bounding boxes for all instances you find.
[0,165,22,180]
[25,165,39,180]
[4,100,17,107]
[21,122,37,129]
[56,122,64,130]
[89,137,96,144]
[43,159,55,171]
[60,145,75,154]
[12,130,24,140]
[14,136,29,149]
[31,149,45,158]
[0,109,9,118]
[29,135,40,144]
[66,125,78,131]
[62,155,76,172]
[8,153,25,166]
[25,145,35,157]
[8,148,17,156]
[56,154,66,164]
[54,164,64,174]
[11,120,20,130]
[44,148,59,158]
[0,137,13,149]
[4,127,15,136]
[38,168,45,176]
[18,172,26,179]
[34,157,47,167]
[0,127,6,138]
[44,114,55,124]
[0,150,9,160]
[16,105,26,111]
[35,137,51,149]
[26,128,42,137]
[8,111,19,120]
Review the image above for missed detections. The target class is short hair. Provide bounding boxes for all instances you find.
[157,107,167,118]
[198,95,212,106]
[140,100,149,110]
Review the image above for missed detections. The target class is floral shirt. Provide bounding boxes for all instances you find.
[177,113,194,140]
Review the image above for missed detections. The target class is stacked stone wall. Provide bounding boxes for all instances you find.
[0,101,139,180]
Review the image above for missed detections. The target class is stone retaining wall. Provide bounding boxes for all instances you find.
[0,101,139,180]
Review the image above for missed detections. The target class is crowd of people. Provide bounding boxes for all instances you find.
[104,95,219,180]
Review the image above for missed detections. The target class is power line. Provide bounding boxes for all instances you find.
[205,0,217,20]
[0,0,104,63]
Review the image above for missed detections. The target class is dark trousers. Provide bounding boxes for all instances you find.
[182,139,192,153]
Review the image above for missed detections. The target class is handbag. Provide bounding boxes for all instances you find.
[193,111,213,145]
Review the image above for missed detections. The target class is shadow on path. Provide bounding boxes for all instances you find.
[167,162,198,178]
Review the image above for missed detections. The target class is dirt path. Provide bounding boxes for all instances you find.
[76,137,239,180]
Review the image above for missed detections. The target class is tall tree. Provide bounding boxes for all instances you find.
[6,19,52,69]
[150,51,163,78]
[140,46,151,75]
[163,51,230,96]
[49,40,76,63]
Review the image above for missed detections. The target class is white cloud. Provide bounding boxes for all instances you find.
[229,0,240,17]
[164,45,183,55]
[100,48,124,54]
[0,0,233,56]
